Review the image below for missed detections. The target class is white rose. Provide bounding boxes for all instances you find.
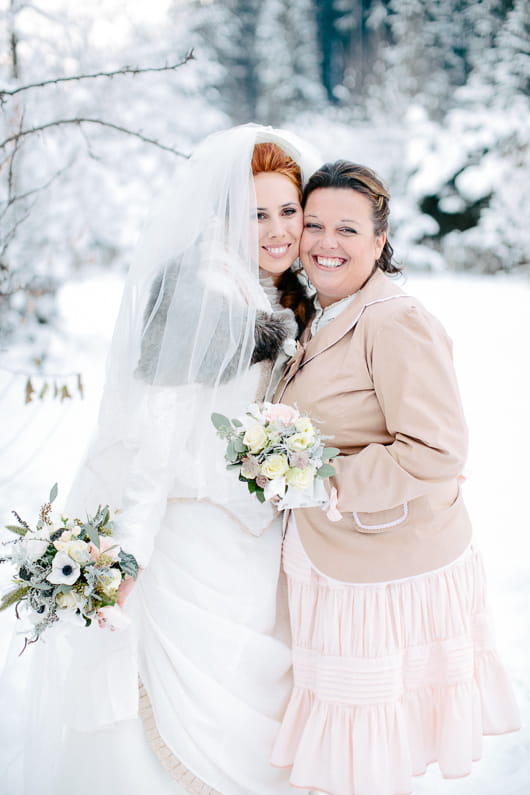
[97,568,122,595]
[243,424,269,454]
[260,454,289,479]
[56,590,82,610]
[294,417,315,435]
[61,540,91,564]
[286,431,315,451]
[286,466,316,490]
[53,529,73,550]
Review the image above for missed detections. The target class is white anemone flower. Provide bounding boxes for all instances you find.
[47,552,81,585]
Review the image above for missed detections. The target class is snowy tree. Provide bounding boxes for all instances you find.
[255,0,324,124]
[0,0,225,361]
[368,0,516,119]
[184,0,262,123]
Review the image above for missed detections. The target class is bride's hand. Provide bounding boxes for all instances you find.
[117,571,142,606]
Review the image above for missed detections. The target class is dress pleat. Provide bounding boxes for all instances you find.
[271,519,520,795]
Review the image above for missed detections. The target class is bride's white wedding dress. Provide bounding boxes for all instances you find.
[0,123,321,795]
[0,380,300,795]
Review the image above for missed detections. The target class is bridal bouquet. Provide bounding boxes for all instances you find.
[211,402,339,509]
[0,484,139,652]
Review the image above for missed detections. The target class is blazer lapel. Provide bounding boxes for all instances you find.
[277,270,409,400]
[302,269,407,365]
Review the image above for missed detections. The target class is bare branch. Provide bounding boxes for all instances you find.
[0,52,195,99]
[0,200,34,259]
[0,118,189,157]
[0,157,74,224]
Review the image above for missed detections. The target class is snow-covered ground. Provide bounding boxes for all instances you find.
[0,269,529,793]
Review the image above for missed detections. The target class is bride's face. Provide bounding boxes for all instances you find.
[253,172,302,284]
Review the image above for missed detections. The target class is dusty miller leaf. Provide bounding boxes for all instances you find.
[316,463,336,478]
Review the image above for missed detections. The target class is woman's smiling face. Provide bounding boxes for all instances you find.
[254,171,303,283]
[301,187,386,307]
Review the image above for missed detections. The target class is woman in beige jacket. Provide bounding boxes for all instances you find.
[270,161,520,795]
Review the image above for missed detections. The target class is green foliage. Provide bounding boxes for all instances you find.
[82,521,101,548]
[317,463,336,478]
[211,413,232,435]
[118,550,139,580]
[5,524,27,536]
[0,585,30,612]
[322,447,340,461]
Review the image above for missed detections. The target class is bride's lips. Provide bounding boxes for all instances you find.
[262,243,292,258]
[312,255,346,269]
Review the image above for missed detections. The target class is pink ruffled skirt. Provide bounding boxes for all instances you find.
[271,519,520,795]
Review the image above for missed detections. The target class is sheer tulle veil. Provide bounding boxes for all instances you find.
[0,124,321,795]
[66,123,321,564]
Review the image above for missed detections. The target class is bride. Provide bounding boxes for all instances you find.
[0,124,319,795]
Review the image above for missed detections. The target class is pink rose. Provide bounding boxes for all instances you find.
[263,402,300,425]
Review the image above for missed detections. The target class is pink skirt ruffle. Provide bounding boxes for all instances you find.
[271,520,520,795]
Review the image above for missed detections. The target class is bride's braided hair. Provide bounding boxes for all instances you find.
[251,143,313,334]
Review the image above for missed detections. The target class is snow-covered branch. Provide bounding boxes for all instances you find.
[0,52,195,100]
[0,118,189,157]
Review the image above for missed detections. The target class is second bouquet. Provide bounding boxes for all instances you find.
[211,402,339,509]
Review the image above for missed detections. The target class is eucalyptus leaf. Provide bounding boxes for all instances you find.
[322,447,340,461]
[99,507,110,528]
[316,463,336,479]
[231,418,243,427]
[83,522,100,548]
[49,483,58,504]
[226,463,240,470]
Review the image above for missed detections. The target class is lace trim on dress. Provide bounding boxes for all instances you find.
[139,679,222,795]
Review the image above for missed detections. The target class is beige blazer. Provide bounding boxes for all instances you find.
[276,269,472,582]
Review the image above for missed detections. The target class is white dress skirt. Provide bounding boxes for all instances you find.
[0,499,303,795]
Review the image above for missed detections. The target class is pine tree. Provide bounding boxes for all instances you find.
[255,0,324,124]
[186,0,262,123]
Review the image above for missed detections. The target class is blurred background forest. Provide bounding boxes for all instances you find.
[0,0,529,368]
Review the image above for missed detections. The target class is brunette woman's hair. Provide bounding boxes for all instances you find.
[302,160,401,275]
[251,142,313,332]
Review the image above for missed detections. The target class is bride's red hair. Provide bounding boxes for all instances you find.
[251,142,311,332]
[251,142,303,201]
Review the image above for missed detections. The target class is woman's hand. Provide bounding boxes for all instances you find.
[117,571,142,606]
